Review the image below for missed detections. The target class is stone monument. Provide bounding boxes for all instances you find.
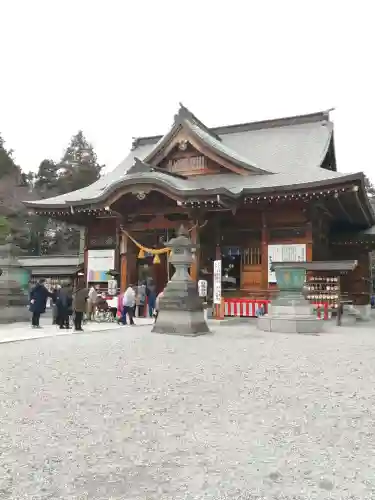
[0,234,30,324]
[257,262,322,334]
[152,225,210,336]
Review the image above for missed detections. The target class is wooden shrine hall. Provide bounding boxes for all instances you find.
[25,104,375,315]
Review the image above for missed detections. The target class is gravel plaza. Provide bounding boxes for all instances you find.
[1,319,375,499]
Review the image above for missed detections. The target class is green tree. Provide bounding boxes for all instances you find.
[57,130,103,194]
[0,134,18,179]
[0,135,30,248]
[0,215,10,243]
[35,130,104,255]
[34,159,58,193]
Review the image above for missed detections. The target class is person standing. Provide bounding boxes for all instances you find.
[146,278,157,317]
[51,284,61,325]
[136,281,146,317]
[29,278,52,328]
[87,285,98,320]
[73,281,88,331]
[120,285,136,325]
[56,282,73,329]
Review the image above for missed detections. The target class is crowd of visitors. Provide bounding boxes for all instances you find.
[29,277,164,330]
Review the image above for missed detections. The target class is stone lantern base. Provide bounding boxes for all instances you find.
[257,308,322,334]
[257,264,322,335]
[0,235,30,324]
[152,281,210,336]
[0,279,30,324]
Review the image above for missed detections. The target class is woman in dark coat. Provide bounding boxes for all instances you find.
[29,278,51,328]
[56,283,73,329]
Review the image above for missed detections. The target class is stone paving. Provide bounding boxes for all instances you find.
[1,321,375,499]
[0,316,154,344]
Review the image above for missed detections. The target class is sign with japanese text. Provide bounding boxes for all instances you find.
[213,260,222,304]
[198,279,208,297]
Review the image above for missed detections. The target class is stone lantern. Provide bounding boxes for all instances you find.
[152,225,210,336]
[0,235,30,323]
[257,262,322,334]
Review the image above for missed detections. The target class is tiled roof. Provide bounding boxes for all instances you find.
[25,106,354,209]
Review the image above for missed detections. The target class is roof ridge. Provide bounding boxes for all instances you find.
[176,103,222,141]
[132,109,332,148]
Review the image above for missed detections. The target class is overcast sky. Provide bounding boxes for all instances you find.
[1,1,374,179]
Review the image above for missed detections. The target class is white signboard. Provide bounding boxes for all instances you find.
[198,279,208,297]
[268,244,306,283]
[87,249,115,282]
[108,279,117,296]
[213,260,222,304]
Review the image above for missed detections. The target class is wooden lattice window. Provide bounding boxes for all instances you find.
[241,247,262,265]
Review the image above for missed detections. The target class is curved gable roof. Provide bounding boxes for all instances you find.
[25,106,339,209]
[142,104,270,175]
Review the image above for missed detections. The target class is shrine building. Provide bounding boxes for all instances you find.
[25,105,375,310]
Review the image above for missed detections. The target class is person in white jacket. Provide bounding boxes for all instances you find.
[120,285,136,325]
[87,285,98,320]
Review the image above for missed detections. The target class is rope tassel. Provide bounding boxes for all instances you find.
[153,254,161,264]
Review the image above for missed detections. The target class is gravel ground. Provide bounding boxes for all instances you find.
[1,323,375,499]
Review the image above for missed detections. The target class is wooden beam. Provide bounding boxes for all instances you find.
[334,193,353,223]
[117,207,189,217]
[190,225,198,282]
[306,221,313,261]
[353,187,371,225]
[315,202,334,219]
[260,212,269,289]
[120,232,128,293]
[125,215,184,231]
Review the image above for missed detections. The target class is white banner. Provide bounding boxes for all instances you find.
[268,244,306,283]
[87,249,115,282]
[107,279,118,296]
[213,260,222,304]
[198,279,208,297]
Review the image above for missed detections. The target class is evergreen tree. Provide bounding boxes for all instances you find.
[34,159,59,194]
[0,215,10,243]
[0,134,19,178]
[0,135,30,248]
[57,131,103,194]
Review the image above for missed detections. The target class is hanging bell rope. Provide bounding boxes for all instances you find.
[121,228,170,256]
[121,219,208,263]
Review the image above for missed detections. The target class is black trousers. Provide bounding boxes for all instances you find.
[74,311,84,330]
[121,306,134,325]
[32,312,41,327]
[109,307,117,319]
[58,311,69,328]
[137,304,145,317]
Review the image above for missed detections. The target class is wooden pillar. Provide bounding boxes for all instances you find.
[214,219,222,319]
[190,225,198,282]
[120,232,128,293]
[261,212,269,292]
[306,221,313,261]
[83,247,88,287]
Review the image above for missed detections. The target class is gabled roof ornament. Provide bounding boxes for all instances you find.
[175,103,222,142]
[127,158,153,175]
